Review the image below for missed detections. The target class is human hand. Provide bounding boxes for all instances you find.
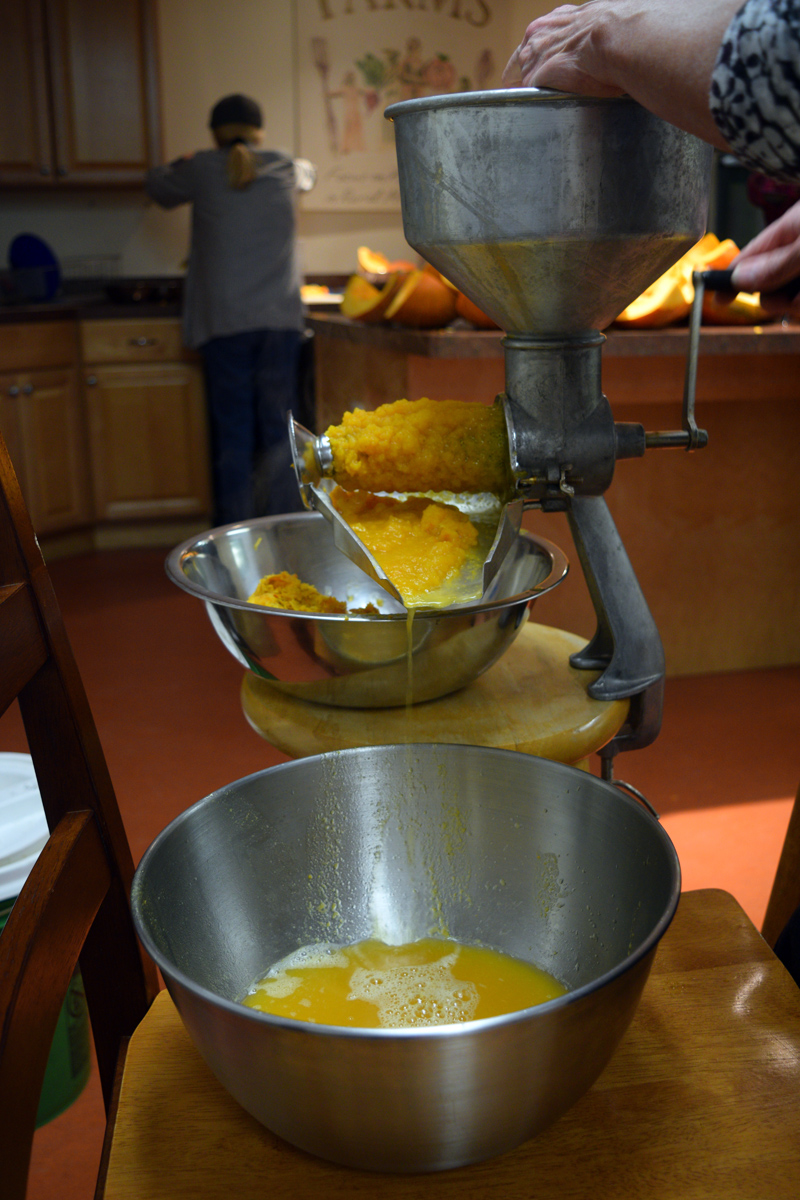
[730,199,800,314]
[502,0,740,149]
[502,4,625,97]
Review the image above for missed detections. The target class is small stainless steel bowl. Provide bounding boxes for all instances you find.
[131,743,680,1173]
[165,512,568,707]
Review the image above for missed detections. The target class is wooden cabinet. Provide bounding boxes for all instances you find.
[0,0,161,187]
[81,319,211,523]
[0,323,93,534]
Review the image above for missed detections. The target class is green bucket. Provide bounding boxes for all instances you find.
[0,754,91,1126]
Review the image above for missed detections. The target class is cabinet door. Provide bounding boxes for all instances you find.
[0,369,93,534]
[45,0,161,184]
[0,0,55,185]
[86,363,211,521]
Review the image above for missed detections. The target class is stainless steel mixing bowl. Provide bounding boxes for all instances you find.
[165,512,568,707]
[131,743,680,1173]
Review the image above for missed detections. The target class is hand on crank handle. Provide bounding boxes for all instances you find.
[702,268,800,317]
[725,198,800,315]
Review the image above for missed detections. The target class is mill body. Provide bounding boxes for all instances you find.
[378,89,714,756]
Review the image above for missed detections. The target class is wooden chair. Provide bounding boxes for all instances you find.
[762,778,800,948]
[0,431,159,1199]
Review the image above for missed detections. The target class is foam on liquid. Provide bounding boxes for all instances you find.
[242,937,566,1029]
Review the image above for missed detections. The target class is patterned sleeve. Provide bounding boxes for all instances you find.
[710,0,800,182]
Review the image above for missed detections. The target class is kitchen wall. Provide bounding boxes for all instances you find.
[0,0,552,279]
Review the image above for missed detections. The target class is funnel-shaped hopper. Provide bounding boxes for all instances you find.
[385,90,713,336]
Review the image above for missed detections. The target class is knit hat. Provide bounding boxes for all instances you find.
[209,94,262,130]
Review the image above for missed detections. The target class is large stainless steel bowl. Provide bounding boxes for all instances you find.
[131,743,680,1173]
[165,513,568,707]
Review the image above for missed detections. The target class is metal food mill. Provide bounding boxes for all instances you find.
[293,89,716,777]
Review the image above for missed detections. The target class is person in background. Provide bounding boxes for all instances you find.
[505,0,800,985]
[146,93,316,524]
[503,0,800,318]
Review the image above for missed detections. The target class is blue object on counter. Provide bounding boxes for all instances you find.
[7,233,61,301]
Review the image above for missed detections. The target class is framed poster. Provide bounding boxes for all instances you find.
[296,0,510,211]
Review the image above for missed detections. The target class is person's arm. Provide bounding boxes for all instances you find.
[293,158,317,192]
[503,0,742,149]
[145,155,197,209]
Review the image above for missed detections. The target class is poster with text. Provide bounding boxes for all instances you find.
[296,0,510,211]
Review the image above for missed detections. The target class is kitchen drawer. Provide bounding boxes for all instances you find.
[80,318,191,364]
[0,322,78,371]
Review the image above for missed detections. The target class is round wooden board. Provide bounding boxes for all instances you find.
[241,622,629,764]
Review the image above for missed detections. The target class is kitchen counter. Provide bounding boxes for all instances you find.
[307,311,800,681]
[0,273,348,325]
[0,278,183,323]
[306,310,800,356]
[0,298,183,322]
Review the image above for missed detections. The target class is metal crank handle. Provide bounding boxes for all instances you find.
[647,264,800,453]
[645,267,713,454]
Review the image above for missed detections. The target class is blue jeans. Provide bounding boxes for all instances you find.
[201,328,304,525]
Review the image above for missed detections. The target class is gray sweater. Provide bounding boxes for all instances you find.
[146,148,308,348]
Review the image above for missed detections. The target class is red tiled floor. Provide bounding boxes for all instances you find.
[2,547,798,1199]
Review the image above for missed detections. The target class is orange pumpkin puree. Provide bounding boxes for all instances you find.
[248,571,347,613]
[242,936,566,1029]
[331,488,480,606]
[324,397,512,496]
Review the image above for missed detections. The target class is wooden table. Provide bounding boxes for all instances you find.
[104,890,800,1198]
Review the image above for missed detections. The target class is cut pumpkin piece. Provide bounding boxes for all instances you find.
[614,265,694,328]
[455,291,500,329]
[384,268,458,328]
[702,291,771,324]
[357,245,416,275]
[340,272,405,323]
[698,239,771,325]
[614,232,762,328]
[424,263,458,291]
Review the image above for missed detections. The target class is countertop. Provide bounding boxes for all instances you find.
[0,292,182,324]
[7,289,800,356]
[0,274,348,326]
[306,311,800,357]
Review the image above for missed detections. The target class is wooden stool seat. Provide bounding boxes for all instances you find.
[241,622,629,765]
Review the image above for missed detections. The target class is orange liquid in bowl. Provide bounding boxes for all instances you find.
[242,937,566,1029]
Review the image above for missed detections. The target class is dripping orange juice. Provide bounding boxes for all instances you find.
[242,937,566,1029]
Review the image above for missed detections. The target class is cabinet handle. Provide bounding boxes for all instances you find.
[22,384,33,395]
[8,385,19,397]
[86,375,97,386]
[129,337,159,347]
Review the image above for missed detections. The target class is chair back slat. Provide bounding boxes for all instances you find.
[0,432,159,1200]
[0,811,109,1197]
[762,780,800,947]
[0,582,48,716]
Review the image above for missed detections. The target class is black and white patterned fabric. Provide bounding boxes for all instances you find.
[711,0,800,182]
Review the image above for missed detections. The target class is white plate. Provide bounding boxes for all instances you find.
[0,752,47,903]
